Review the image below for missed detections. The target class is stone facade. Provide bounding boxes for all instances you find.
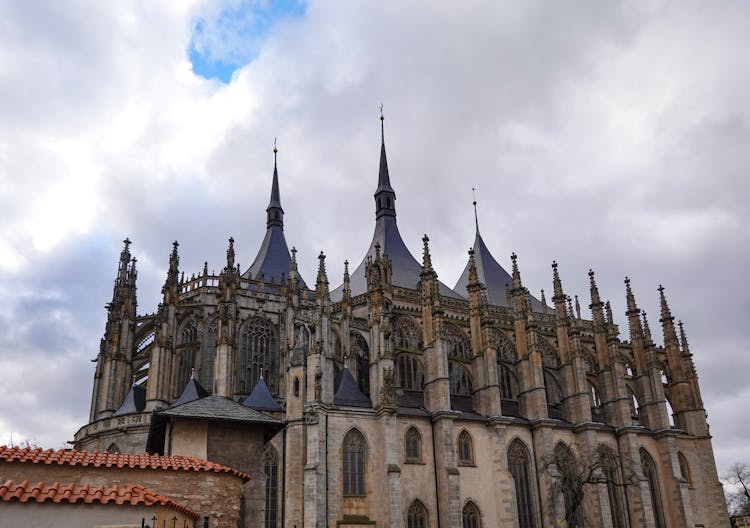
[75,123,729,527]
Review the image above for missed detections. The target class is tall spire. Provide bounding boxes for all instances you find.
[374,105,396,219]
[266,139,284,229]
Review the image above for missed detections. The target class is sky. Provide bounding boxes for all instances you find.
[0,0,748,479]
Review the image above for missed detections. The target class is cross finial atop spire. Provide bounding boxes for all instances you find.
[379,103,384,143]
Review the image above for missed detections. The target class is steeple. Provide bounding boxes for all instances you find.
[266,139,284,229]
[472,187,480,235]
[243,145,306,287]
[374,106,396,219]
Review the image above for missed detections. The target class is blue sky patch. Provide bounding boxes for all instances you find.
[189,0,306,83]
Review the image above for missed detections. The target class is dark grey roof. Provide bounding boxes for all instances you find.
[331,215,463,301]
[333,368,371,408]
[454,232,546,311]
[113,384,146,416]
[158,394,281,425]
[242,378,283,412]
[170,376,209,408]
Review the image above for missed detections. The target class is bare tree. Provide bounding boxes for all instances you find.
[724,463,750,517]
[543,443,635,528]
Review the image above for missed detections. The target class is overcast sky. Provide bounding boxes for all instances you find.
[0,0,748,477]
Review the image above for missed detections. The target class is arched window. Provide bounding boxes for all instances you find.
[351,332,370,395]
[176,319,198,392]
[405,427,422,463]
[201,319,217,390]
[555,443,584,528]
[396,354,424,390]
[237,317,277,396]
[462,501,481,528]
[678,452,691,484]
[508,440,535,528]
[445,324,471,360]
[628,387,640,422]
[394,317,420,350]
[641,448,665,528]
[457,430,474,465]
[407,500,428,528]
[599,446,626,528]
[263,445,279,528]
[343,429,366,496]
[499,363,517,401]
[544,370,563,410]
[538,338,560,368]
[489,328,516,362]
[449,361,472,396]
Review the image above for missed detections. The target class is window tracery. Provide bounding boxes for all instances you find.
[462,501,481,528]
[445,324,471,359]
[457,430,474,465]
[641,448,665,528]
[405,427,422,462]
[599,446,626,528]
[351,331,370,395]
[508,439,535,528]
[394,317,420,350]
[449,361,472,396]
[343,429,366,496]
[263,445,279,528]
[407,500,428,528]
[489,328,516,362]
[237,317,277,396]
[396,354,424,390]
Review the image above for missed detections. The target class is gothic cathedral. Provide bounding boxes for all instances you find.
[75,117,728,528]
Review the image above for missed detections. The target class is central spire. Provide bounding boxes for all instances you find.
[374,105,396,219]
[267,139,284,229]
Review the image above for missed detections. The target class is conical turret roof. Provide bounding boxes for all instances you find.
[331,119,462,301]
[113,383,146,416]
[170,375,209,408]
[242,377,283,412]
[333,368,371,408]
[242,153,306,287]
[455,232,546,311]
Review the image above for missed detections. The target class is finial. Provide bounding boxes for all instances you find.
[123,238,131,250]
[658,284,673,323]
[510,252,522,290]
[203,261,208,276]
[291,246,297,262]
[190,367,195,379]
[472,187,479,235]
[379,103,385,143]
[422,235,432,270]
[540,289,547,315]
[226,237,235,268]
[574,294,581,320]
[467,247,478,284]
[566,295,575,319]
[273,137,278,154]
[624,276,639,314]
[589,268,602,309]
[678,320,690,354]
[642,311,653,343]
[374,241,381,260]
[605,300,614,325]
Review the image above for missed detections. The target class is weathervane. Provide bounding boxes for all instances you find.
[472,187,479,234]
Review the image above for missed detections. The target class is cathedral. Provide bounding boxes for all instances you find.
[74,116,728,528]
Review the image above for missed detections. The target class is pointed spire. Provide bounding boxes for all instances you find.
[226,237,235,269]
[658,285,680,350]
[678,320,690,355]
[574,294,581,320]
[605,300,614,327]
[422,235,432,271]
[266,139,284,229]
[510,252,522,291]
[566,295,575,319]
[589,269,602,307]
[467,248,479,285]
[624,276,639,315]
[472,187,480,235]
[552,260,564,302]
[316,251,329,296]
[374,105,396,219]
[658,284,674,323]
[642,311,653,344]
[540,289,547,315]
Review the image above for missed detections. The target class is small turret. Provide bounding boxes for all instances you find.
[374,106,396,219]
[316,251,330,300]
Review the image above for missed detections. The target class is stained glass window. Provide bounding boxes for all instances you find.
[343,429,366,496]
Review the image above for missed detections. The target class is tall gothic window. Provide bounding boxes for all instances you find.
[499,363,517,400]
[449,361,472,396]
[508,440,535,528]
[641,449,665,528]
[343,429,366,496]
[678,452,691,484]
[396,354,424,390]
[462,501,481,528]
[176,319,198,392]
[407,500,428,528]
[263,445,279,528]
[544,370,563,406]
[405,427,422,463]
[555,443,584,528]
[457,430,474,465]
[237,317,276,396]
[201,319,217,390]
[351,332,370,395]
[599,447,626,528]
[394,317,420,350]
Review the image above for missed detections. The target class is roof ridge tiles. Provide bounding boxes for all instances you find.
[0,445,250,482]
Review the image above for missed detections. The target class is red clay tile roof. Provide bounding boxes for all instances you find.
[0,480,199,518]
[0,446,250,482]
